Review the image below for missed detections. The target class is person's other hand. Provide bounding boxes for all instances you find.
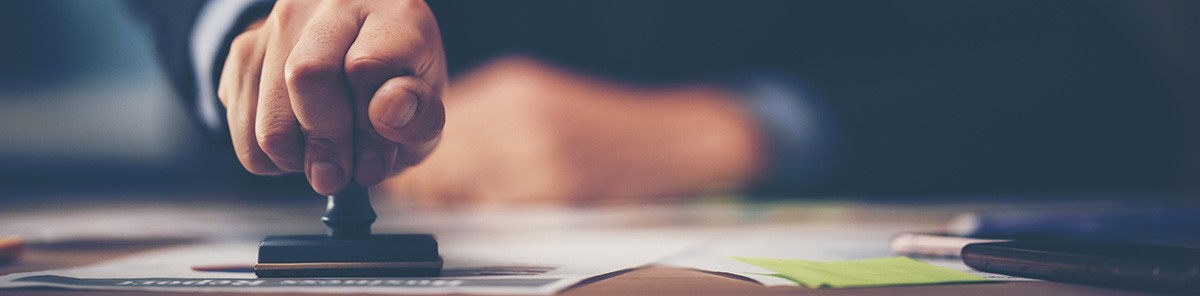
[380,57,764,208]
[218,0,447,195]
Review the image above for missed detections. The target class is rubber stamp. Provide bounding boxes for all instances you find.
[255,184,442,277]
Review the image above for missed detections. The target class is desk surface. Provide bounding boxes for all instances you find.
[0,243,1152,296]
[0,195,1172,296]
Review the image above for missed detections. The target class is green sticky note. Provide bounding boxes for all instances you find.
[732,256,989,289]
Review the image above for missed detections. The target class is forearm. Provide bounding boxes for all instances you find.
[640,86,765,195]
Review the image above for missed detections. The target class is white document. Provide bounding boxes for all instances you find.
[1,201,1034,293]
[659,223,1035,286]
[0,229,699,294]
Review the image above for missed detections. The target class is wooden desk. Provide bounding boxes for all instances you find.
[0,241,1155,296]
[0,197,1169,296]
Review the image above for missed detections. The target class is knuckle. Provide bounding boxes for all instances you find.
[216,83,232,107]
[257,109,297,133]
[284,58,341,89]
[395,0,424,10]
[395,0,436,24]
[269,1,299,24]
[230,31,258,52]
[303,133,345,155]
[256,121,300,156]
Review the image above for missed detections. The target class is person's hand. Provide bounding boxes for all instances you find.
[217,0,447,195]
[380,57,764,208]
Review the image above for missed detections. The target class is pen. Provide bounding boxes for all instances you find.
[947,206,1200,240]
[889,232,1004,257]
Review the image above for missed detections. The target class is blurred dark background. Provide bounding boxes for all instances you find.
[0,0,1197,199]
[0,0,294,197]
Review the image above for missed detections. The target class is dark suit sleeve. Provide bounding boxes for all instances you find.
[124,0,206,114]
[124,0,315,194]
[124,0,273,142]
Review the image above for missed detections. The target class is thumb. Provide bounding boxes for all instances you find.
[369,76,445,145]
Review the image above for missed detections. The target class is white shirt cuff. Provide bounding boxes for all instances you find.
[190,0,272,134]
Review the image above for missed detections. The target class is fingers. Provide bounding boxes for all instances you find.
[284,5,361,195]
[219,30,282,175]
[347,14,445,146]
[218,0,446,192]
[350,126,398,186]
[346,8,444,182]
[392,134,440,169]
[343,20,402,186]
[255,16,305,174]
